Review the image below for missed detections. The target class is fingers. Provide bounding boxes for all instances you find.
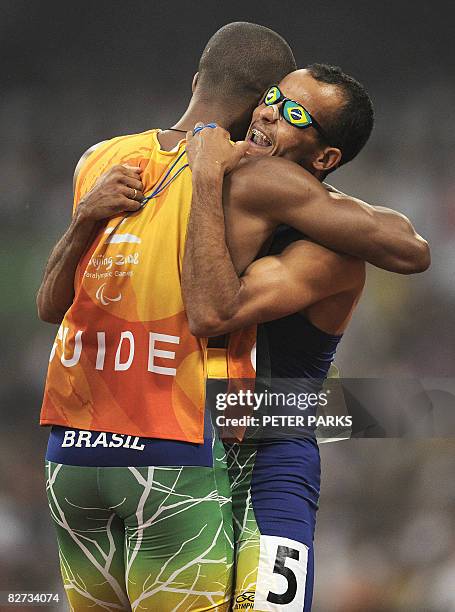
[109,166,143,197]
[193,121,205,134]
[112,195,142,213]
[107,165,144,204]
[122,196,142,211]
[185,123,243,174]
[122,176,143,192]
[117,166,143,183]
[122,164,142,174]
[191,123,229,140]
[122,184,144,201]
[103,164,142,186]
[235,140,250,156]
[186,121,204,143]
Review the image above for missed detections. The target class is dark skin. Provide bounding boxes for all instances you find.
[36,164,144,323]
[37,71,429,327]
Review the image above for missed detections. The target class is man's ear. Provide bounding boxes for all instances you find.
[313,147,342,173]
[192,72,199,93]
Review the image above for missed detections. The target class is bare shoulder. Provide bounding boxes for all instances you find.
[225,156,324,210]
[73,141,107,192]
[229,156,322,189]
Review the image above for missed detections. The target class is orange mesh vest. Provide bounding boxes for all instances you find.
[40,129,256,442]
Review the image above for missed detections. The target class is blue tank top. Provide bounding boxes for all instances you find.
[248,228,342,536]
[257,225,342,395]
[260,224,342,377]
[264,312,341,379]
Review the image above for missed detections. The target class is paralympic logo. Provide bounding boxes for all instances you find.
[95,282,122,306]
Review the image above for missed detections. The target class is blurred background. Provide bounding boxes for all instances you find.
[1,1,454,610]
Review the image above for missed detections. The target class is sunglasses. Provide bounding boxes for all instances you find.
[262,85,331,144]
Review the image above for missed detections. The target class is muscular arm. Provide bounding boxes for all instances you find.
[183,151,363,336]
[184,192,363,337]
[36,152,144,323]
[36,213,99,323]
[226,156,430,274]
[182,127,429,336]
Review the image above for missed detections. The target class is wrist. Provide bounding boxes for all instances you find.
[73,203,97,232]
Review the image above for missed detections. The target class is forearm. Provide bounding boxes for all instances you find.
[232,158,430,275]
[308,194,430,274]
[36,211,98,323]
[182,166,242,336]
[322,183,429,270]
[279,187,430,274]
[322,184,429,273]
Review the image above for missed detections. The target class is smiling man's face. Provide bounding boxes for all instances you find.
[246,69,344,173]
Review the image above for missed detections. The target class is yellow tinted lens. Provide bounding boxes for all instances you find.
[283,102,312,126]
[264,86,280,105]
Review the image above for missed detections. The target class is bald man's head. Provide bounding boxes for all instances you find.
[197,22,296,105]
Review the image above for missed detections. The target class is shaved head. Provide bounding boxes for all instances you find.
[197,22,296,104]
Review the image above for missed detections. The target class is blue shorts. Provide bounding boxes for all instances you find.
[226,437,320,611]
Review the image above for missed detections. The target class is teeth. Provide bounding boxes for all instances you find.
[251,128,272,146]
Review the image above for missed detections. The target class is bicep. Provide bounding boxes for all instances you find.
[227,158,378,257]
[235,256,312,326]
[226,157,339,240]
[224,242,360,332]
[226,157,321,222]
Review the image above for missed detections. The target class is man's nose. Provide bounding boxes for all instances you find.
[258,104,280,123]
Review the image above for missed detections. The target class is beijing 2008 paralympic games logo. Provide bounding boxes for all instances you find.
[85,230,142,305]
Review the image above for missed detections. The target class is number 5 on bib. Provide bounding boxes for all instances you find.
[254,535,309,611]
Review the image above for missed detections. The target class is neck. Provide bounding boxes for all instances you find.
[172,94,249,140]
[158,98,233,151]
[172,99,228,132]
[158,100,231,151]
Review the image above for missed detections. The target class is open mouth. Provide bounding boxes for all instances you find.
[248,127,273,148]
